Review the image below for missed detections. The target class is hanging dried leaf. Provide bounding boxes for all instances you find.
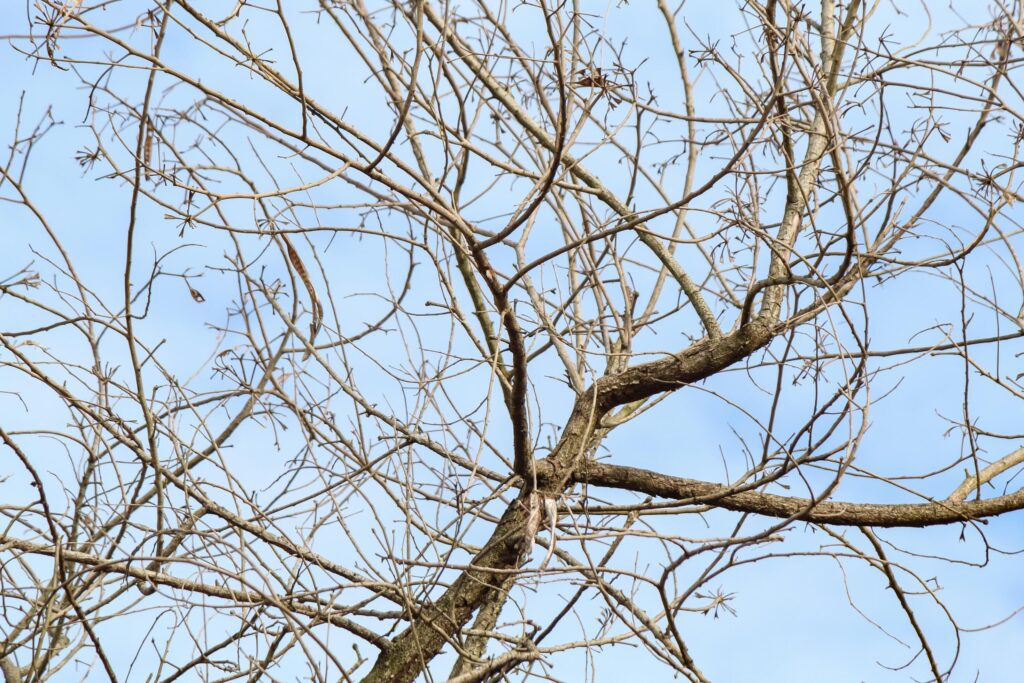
[187,283,205,303]
[573,68,611,88]
[143,123,154,179]
[283,236,323,359]
[539,496,558,569]
[521,491,543,555]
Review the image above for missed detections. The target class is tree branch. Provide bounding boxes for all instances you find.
[577,461,1024,527]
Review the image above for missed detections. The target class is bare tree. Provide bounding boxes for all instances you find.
[2,1,1024,681]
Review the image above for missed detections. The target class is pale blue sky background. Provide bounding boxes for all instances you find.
[1,2,1023,681]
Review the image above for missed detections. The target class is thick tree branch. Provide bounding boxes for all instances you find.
[577,461,1024,527]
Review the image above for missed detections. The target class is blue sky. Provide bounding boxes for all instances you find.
[1,2,1023,681]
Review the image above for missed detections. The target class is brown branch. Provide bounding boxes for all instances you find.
[0,534,391,651]
[577,461,1024,527]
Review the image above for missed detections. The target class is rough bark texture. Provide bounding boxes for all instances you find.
[363,319,779,681]
[577,462,1024,527]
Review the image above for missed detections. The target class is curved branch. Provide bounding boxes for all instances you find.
[949,446,1024,503]
[577,461,1024,527]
